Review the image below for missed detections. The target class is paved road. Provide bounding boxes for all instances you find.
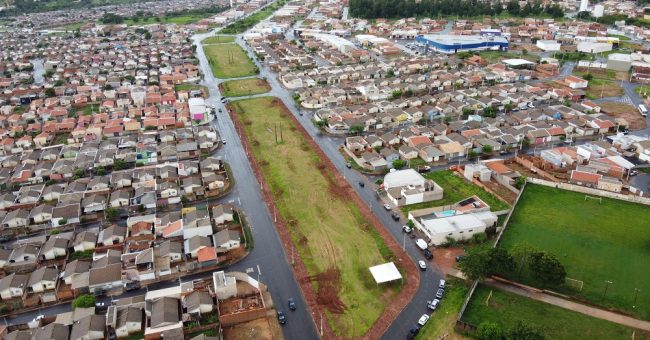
[234,36,444,339]
[31,58,45,85]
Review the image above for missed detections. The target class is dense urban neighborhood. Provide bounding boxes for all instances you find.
[0,0,649,339]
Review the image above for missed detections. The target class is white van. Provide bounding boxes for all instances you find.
[415,239,428,250]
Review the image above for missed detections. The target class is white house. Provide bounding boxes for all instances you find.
[383,169,443,207]
[409,211,498,245]
[0,273,29,300]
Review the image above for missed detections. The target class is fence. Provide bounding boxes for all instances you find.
[527,177,650,206]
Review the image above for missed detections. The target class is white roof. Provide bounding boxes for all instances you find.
[420,212,497,234]
[502,58,535,66]
[383,169,425,189]
[606,155,634,169]
[369,262,402,284]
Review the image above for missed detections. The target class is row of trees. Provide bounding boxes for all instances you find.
[349,0,563,20]
[459,246,567,287]
[477,320,545,340]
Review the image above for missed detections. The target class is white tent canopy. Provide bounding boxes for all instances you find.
[369,262,402,284]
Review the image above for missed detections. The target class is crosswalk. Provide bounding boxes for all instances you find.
[597,95,633,105]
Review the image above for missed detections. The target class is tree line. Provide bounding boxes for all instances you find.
[349,0,564,20]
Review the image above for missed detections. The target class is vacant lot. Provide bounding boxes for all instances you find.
[416,278,470,340]
[462,284,646,339]
[584,78,624,99]
[221,0,286,34]
[401,170,510,215]
[204,43,257,79]
[220,78,271,97]
[203,35,235,44]
[599,102,647,130]
[499,184,650,320]
[232,97,399,337]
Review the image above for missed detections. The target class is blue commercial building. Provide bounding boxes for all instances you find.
[416,34,509,54]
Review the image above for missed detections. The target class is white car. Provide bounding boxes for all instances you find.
[418,314,430,326]
[427,299,440,310]
[415,238,428,250]
[383,203,391,210]
[418,260,427,270]
[439,279,446,289]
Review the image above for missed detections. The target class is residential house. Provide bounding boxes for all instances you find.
[70,314,105,340]
[28,266,59,293]
[0,273,29,300]
[213,230,241,253]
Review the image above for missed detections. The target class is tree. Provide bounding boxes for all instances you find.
[468,150,478,160]
[521,137,531,148]
[582,73,593,81]
[529,252,566,286]
[507,321,545,340]
[482,145,493,154]
[105,207,118,220]
[462,107,475,118]
[458,247,492,280]
[514,176,527,189]
[487,248,515,275]
[391,90,403,99]
[477,321,504,340]
[483,106,497,118]
[392,159,407,169]
[72,294,96,309]
[504,103,514,113]
[506,0,520,15]
[100,13,124,24]
[45,88,55,98]
[58,219,67,226]
[349,125,364,135]
[95,166,106,176]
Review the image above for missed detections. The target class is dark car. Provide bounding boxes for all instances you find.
[359,181,365,187]
[277,311,287,325]
[455,255,465,262]
[391,213,400,221]
[423,249,433,260]
[435,288,444,299]
[346,162,352,169]
[407,326,420,339]
[288,298,296,311]
[125,282,141,291]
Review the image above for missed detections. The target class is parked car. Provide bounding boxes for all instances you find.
[427,299,440,310]
[417,314,430,326]
[435,288,444,299]
[418,260,427,270]
[407,326,420,339]
[402,225,412,233]
[391,213,400,221]
[346,162,352,169]
[358,181,365,187]
[288,298,296,311]
[415,239,428,250]
[277,311,287,325]
[423,249,433,260]
[630,170,639,176]
[95,302,107,312]
[439,279,446,289]
[383,203,391,210]
[417,165,431,173]
[222,139,226,145]
[125,282,140,291]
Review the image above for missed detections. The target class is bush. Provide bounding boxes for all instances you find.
[72,294,96,309]
[477,321,504,340]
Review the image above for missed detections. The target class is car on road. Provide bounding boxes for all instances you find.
[407,326,420,339]
[358,181,365,187]
[418,260,427,270]
[417,165,431,173]
[402,225,412,233]
[423,249,433,260]
[415,238,428,250]
[277,311,287,325]
[288,298,296,311]
[427,299,440,310]
[630,170,639,176]
[222,139,226,145]
[383,203,391,210]
[391,213,400,221]
[346,162,352,169]
[125,282,140,291]
[95,302,107,312]
[439,279,446,289]
[417,314,430,326]
[435,288,444,299]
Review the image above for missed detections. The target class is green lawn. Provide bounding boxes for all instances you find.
[220,78,271,97]
[401,170,510,215]
[635,85,650,99]
[174,84,208,95]
[499,184,650,320]
[52,21,86,31]
[231,97,400,337]
[608,34,632,41]
[416,278,470,340]
[203,35,236,44]
[203,43,258,79]
[462,284,647,339]
[124,14,208,25]
[221,0,287,34]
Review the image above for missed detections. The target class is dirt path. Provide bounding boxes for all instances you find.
[484,278,650,332]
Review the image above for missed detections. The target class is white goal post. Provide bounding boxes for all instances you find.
[584,195,602,204]
[566,277,584,291]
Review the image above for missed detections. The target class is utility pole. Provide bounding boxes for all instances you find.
[633,288,640,308]
[603,280,613,299]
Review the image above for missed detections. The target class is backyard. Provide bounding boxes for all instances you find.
[416,278,470,340]
[401,170,511,215]
[231,97,400,337]
[203,35,236,44]
[499,184,650,320]
[203,43,258,79]
[462,284,647,339]
[219,78,271,97]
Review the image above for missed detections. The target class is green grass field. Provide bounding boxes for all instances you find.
[499,184,650,320]
[220,78,271,97]
[401,170,510,215]
[203,35,236,44]
[221,0,287,34]
[585,78,624,100]
[232,97,400,337]
[203,43,258,79]
[416,278,470,340]
[174,84,208,95]
[124,14,208,25]
[462,284,647,339]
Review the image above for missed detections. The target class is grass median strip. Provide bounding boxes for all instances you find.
[220,78,271,97]
[231,97,400,337]
[203,43,257,79]
[203,35,235,44]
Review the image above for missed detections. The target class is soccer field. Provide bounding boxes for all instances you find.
[499,184,650,320]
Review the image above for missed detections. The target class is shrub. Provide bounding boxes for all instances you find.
[72,294,96,309]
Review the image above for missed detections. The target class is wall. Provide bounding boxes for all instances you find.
[527,178,650,206]
[219,308,267,327]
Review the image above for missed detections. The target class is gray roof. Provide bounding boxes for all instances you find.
[151,297,180,327]
[0,273,29,292]
[70,314,105,340]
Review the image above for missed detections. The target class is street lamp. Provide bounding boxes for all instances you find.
[633,288,640,308]
[603,280,613,299]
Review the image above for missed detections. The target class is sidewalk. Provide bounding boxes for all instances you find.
[484,278,650,332]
